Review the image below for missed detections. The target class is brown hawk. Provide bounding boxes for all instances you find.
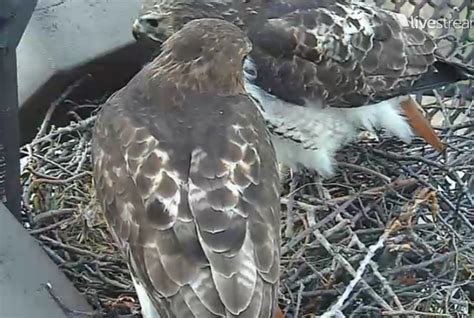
[92,18,282,318]
[132,0,474,177]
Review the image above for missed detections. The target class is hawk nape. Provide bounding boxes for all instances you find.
[133,0,474,177]
[92,18,283,318]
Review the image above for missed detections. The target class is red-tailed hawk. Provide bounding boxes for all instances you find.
[92,18,282,318]
[132,0,474,177]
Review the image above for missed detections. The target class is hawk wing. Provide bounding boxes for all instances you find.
[92,87,280,317]
[247,0,467,108]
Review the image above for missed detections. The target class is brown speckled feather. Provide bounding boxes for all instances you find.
[132,0,473,174]
[93,19,280,317]
[134,0,472,108]
[245,1,440,107]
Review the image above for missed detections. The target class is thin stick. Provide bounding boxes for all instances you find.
[320,233,388,318]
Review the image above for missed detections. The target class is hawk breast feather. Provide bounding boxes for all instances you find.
[92,74,280,317]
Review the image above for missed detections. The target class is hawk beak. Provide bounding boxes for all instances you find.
[131,18,164,44]
[400,97,444,153]
[132,20,143,40]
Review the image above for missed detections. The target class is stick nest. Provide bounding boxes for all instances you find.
[20,86,473,317]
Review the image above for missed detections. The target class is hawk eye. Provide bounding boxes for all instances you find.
[144,18,159,28]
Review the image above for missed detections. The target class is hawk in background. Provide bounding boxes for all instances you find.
[132,0,474,177]
[93,19,282,318]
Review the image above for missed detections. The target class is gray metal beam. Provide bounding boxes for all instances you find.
[0,0,37,218]
[0,203,92,317]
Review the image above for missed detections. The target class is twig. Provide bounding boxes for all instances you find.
[29,217,73,235]
[350,232,404,310]
[29,116,96,147]
[285,171,298,237]
[32,171,91,185]
[43,282,101,317]
[294,283,304,318]
[381,310,451,317]
[307,210,393,313]
[38,235,108,260]
[94,266,131,290]
[34,78,87,142]
[320,233,388,317]
[337,162,391,183]
[33,208,76,224]
[384,242,474,275]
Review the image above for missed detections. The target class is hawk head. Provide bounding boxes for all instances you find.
[148,18,252,95]
[132,0,237,43]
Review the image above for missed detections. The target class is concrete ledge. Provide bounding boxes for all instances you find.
[17,0,142,107]
[0,203,92,318]
[16,0,158,144]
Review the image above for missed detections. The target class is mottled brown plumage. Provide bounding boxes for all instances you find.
[133,0,472,107]
[93,19,281,317]
[133,0,473,176]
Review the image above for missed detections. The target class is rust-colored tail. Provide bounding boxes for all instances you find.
[274,306,285,318]
[400,97,444,153]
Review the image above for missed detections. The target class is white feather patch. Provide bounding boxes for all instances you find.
[132,275,161,318]
[243,65,413,176]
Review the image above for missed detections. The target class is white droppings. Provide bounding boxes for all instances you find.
[20,157,29,171]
